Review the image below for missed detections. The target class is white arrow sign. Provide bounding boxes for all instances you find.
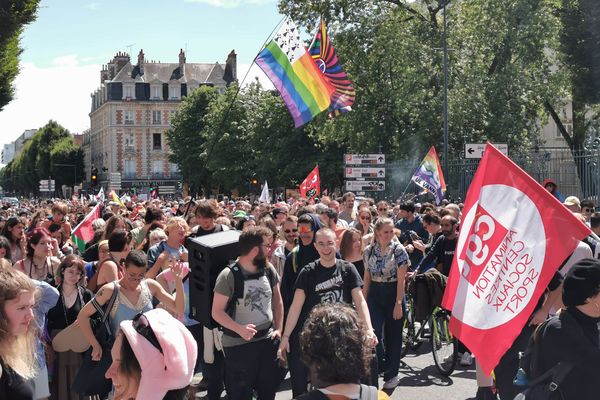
[465,143,508,159]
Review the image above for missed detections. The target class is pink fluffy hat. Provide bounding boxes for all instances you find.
[120,308,198,400]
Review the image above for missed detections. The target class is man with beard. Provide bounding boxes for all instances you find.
[413,215,458,277]
[280,214,322,310]
[212,226,284,400]
[272,215,298,277]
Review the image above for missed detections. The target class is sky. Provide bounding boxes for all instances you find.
[0,0,284,152]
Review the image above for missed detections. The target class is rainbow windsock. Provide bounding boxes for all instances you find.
[256,18,335,128]
[411,146,447,204]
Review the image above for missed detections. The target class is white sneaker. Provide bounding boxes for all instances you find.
[444,352,460,363]
[460,352,473,366]
[383,375,401,389]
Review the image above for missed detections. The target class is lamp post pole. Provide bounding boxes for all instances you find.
[442,1,449,176]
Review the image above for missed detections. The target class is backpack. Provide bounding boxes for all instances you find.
[220,263,277,338]
[514,311,582,399]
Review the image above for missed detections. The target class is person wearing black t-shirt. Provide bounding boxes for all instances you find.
[413,215,458,277]
[277,228,377,397]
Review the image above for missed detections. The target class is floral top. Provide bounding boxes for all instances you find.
[363,239,410,283]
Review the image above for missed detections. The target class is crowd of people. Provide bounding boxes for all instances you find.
[0,183,598,400]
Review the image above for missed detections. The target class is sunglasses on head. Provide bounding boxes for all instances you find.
[284,229,298,234]
[132,313,163,354]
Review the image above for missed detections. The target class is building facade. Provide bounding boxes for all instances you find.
[86,48,236,194]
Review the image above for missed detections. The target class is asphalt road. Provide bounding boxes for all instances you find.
[195,340,479,399]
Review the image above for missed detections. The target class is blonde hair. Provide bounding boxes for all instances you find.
[0,268,39,379]
[164,217,189,235]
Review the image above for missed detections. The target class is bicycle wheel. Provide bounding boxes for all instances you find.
[400,299,415,358]
[430,308,457,376]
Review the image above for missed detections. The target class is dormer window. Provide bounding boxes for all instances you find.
[151,85,162,100]
[123,84,135,100]
[169,84,181,100]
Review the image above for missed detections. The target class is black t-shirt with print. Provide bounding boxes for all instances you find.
[293,259,363,335]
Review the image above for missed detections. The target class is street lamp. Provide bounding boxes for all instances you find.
[441,0,451,178]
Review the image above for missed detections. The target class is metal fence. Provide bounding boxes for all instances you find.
[386,148,600,202]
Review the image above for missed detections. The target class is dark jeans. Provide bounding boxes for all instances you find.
[368,281,404,381]
[289,333,309,398]
[223,338,284,400]
[186,323,203,374]
[198,328,225,400]
[495,324,536,400]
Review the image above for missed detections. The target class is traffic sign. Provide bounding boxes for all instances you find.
[465,143,508,159]
[39,179,55,192]
[345,180,386,192]
[344,154,385,165]
[345,167,386,179]
[109,172,122,190]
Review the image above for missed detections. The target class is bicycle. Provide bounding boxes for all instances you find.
[401,276,458,376]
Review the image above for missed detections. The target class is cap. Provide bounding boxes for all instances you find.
[563,258,600,308]
[231,210,247,219]
[563,196,581,208]
[120,308,197,400]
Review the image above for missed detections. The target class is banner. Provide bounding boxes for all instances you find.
[299,165,320,200]
[411,146,446,204]
[259,180,270,203]
[441,144,590,375]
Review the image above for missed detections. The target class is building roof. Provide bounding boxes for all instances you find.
[112,61,228,85]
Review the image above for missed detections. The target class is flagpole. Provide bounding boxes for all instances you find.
[195,16,286,197]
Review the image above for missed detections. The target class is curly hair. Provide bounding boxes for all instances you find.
[300,303,371,386]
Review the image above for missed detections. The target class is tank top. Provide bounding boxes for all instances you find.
[0,358,34,400]
[109,280,153,333]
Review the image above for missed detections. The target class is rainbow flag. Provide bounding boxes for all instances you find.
[71,204,101,253]
[309,19,355,117]
[411,146,447,204]
[256,18,335,128]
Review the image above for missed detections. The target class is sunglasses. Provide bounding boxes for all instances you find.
[360,215,371,220]
[132,313,163,354]
[284,229,298,234]
[298,226,312,233]
[378,208,387,212]
[583,208,592,213]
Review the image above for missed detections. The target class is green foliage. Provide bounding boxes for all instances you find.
[0,121,84,195]
[0,0,41,111]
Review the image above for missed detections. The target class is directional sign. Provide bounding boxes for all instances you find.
[39,179,56,192]
[345,167,386,179]
[345,180,386,192]
[465,143,508,159]
[345,154,385,165]
[109,172,122,190]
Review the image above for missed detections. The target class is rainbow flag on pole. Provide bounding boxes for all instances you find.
[256,17,335,128]
[411,146,447,204]
[71,204,101,253]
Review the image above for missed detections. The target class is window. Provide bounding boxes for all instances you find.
[151,85,162,100]
[124,134,134,149]
[169,85,180,100]
[152,160,163,176]
[124,111,134,125]
[123,85,135,100]
[556,121,573,138]
[153,133,162,150]
[152,110,161,125]
[124,160,136,178]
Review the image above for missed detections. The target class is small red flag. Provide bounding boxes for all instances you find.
[299,165,320,200]
[442,143,590,375]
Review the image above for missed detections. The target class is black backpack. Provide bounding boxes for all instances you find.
[514,311,583,399]
[220,263,276,337]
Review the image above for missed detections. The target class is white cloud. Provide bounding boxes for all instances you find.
[0,56,100,146]
[184,0,273,9]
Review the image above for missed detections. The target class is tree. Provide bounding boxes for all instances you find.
[0,0,40,111]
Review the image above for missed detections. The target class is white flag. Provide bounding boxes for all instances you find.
[259,181,270,203]
[96,187,105,202]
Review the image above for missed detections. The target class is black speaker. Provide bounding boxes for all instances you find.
[186,230,240,328]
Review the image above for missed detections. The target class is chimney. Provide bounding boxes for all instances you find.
[138,49,145,74]
[224,50,237,84]
[179,49,186,77]
[112,51,131,77]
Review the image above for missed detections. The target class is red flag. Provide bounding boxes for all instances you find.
[441,144,590,375]
[299,165,320,200]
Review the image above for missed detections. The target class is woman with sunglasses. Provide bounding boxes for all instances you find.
[106,308,197,400]
[47,255,93,400]
[77,250,185,364]
[352,207,374,240]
